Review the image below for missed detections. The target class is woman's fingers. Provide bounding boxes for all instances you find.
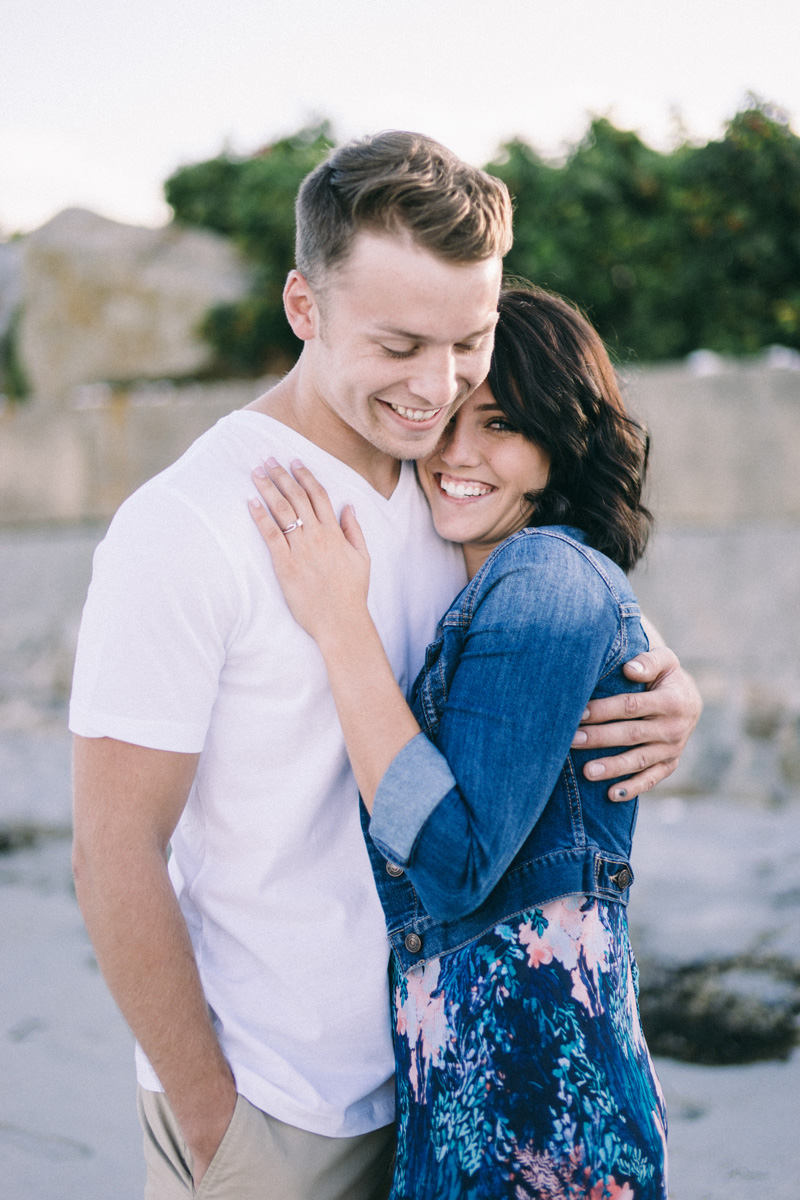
[340,504,369,555]
[253,458,315,529]
[252,458,345,537]
[247,495,292,561]
[246,464,371,643]
[288,461,339,525]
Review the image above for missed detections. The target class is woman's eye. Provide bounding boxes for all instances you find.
[487,418,516,432]
[382,346,416,359]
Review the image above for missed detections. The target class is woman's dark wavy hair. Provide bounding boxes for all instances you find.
[487,287,652,572]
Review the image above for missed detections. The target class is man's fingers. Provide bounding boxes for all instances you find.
[576,690,651,729]
[582,745,659,782]
[607,758,679,802]
[572,714,684,750]
[582,744,676,792]
[622,645,679,685]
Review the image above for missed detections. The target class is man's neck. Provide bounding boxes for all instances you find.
[246,366,402,499]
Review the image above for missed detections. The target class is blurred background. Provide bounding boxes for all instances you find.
[1,2,799,1197]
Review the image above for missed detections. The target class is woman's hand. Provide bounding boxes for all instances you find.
[248,457,370,648]
[248,456,420,808]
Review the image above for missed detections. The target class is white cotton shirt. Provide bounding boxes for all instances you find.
[69,410,467,1137]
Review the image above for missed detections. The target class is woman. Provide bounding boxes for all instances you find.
[248,288,667,1200]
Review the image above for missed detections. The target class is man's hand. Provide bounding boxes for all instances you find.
[570,647,702,800]
[182,1084,237,1187]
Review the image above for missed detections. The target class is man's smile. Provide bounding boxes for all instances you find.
[380,400,446,428]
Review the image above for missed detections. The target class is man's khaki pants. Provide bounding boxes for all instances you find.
[137,1088,395,1200]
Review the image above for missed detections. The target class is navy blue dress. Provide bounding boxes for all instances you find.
[389,895,667,1200]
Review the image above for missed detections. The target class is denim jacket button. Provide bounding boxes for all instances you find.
[404,932,422,954]
[386,861,405,878]
[612,866,633,890]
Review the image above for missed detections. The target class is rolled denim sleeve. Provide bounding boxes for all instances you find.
[369,732,458,864]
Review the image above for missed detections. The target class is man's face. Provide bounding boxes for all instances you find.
[303,230,502,461]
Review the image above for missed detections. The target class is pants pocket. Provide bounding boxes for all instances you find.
[192,1094,251,1198]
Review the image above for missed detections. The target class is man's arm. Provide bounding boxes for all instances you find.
[72,735,236,1185]
[570,620,702,800]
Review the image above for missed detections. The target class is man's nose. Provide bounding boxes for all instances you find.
[439,419,479,468]
[408,351,459,409]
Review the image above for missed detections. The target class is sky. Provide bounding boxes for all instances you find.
[2,0,799,235]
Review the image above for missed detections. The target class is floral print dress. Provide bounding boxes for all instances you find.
[390,895,667,1200]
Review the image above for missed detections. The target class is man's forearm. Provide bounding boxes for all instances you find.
[73,839,236,1165]
[72,732,237,1181]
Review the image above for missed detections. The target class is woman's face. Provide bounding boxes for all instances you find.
[418,382,551,576]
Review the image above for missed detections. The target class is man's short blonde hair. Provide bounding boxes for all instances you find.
[295,131,512,286]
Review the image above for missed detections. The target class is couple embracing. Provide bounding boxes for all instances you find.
[71,132,700,1199]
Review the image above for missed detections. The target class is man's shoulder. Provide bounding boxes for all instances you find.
[87,423,251,610]
[143,411,252,504]
[110,412,258,544]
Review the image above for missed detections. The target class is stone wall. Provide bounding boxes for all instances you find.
[0,380,268,523]
[2,209,250,401]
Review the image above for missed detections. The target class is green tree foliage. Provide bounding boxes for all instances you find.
[490,99,800,361]
[487,119,680,359]
[165,123,334,374]
[166,103,800,371]
[669,103,800,354]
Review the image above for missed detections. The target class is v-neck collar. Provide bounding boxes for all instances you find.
[230,409,415,507]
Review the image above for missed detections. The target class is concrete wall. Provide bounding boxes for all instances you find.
[1,362,799,801]
[0,380,270,524]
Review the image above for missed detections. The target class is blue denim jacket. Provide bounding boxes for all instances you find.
[364,525,649,973]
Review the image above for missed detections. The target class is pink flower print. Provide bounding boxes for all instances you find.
[395,959,451,1101]
[519,921,554,969]
[571,902,613,1015]
[518,898,615,1016]
[624,955,647,1054]
[587,1176,635,1200]
[569,968,594,1015]
[559,892,589,926]
[541,916,581,972]
[576,901,611,979]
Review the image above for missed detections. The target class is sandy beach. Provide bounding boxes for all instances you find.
[1,724,798,1200]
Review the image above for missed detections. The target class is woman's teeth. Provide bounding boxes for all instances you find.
[388,403,442,423]
[439,476,493,498]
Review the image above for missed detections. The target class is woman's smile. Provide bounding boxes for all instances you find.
[436,472,497,500]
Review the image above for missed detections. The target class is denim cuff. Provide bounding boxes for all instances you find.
[369,732,457,864]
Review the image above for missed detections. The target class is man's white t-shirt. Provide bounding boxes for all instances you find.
[69,410,467,1137]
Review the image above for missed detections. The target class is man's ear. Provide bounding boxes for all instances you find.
[283,270,319,341]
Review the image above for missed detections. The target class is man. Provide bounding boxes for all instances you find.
[71,132,700,1199]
